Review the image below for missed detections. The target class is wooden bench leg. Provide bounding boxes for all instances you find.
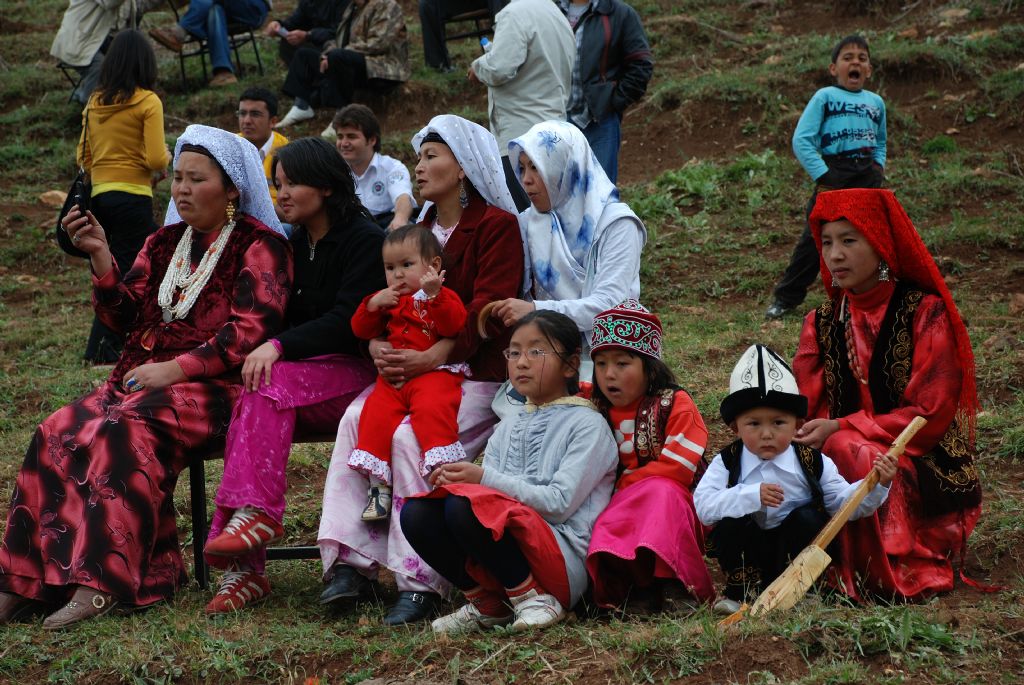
[189,456,209,590]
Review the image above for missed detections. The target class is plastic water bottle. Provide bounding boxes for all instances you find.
[480,36,491,52]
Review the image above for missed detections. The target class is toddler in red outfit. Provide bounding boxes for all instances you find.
[349,225,469,521]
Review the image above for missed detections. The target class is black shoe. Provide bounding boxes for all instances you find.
[764,301,793,320]
[433,63,456,74]
[383,591,441,626]
[319,565,369,605]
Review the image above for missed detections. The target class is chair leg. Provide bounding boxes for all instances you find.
[232,38,244,78]
[252,32,263,76]
[178,53,188,90]
[189,457,209,590]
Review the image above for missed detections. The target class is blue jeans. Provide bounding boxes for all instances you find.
[179,0,267,73]
[577,112,622,184]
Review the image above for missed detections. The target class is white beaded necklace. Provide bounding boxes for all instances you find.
[157,222,235,323]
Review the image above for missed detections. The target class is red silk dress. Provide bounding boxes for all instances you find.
[794,280,981,601]
[0,217,291,607]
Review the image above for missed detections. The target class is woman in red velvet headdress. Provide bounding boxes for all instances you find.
[792,188,981,601]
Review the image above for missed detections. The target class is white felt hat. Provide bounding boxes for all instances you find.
[720,344,808,424]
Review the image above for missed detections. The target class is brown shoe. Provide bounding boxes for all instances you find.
[209,71,239,87]
[149,26,185,53]
[42,587,118,630]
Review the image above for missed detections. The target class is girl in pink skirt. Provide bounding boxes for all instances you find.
[585,300,715,609]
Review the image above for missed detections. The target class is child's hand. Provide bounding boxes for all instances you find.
[420,266,445,298]
[368,284,401,311]
[760,483,784,508]
[871,451,899,486]
[428,462,483,487]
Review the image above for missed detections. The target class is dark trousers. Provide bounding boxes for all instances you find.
[277,37,319,67]
[282,46,398,109]
[418,0,506,69]
[502,154,530,212]
[400,495,531,591]
[372,211,395,230]
[707,503,829,602]
[85,191,158,362]
[772,159,884,308]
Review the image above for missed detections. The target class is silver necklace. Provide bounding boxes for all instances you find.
[306,231,317,261]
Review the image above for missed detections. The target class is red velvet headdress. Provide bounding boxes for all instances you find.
[590,300,663,360]
[809,188,978,441]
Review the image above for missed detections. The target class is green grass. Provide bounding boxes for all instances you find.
[2,1,1024,683]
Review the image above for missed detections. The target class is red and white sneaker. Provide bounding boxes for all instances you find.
[205,570,271,615]
[204,506,284,557]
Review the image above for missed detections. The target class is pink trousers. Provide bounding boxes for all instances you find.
[206,354,376,573]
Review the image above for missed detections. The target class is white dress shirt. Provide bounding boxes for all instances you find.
[694,443,889,530]
[351,152,414,217]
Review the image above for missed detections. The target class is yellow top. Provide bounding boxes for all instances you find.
[78,88,169,198]
[237,130,290,202]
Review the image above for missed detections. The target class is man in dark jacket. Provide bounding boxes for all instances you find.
[559,0,653,183]
[264,0,351,66]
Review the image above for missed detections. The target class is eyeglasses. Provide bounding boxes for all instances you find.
[236,110,267,119]
[503,348,550,362]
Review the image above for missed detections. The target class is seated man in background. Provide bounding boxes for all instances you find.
[332,104,414,230]
[150,0,268,87]
[418,0,508,73]
[263,0,350,67]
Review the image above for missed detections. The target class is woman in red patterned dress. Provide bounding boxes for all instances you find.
[792,188,981,601]
[0,125,292,629]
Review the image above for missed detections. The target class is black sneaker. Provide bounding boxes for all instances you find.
[383,591,442,626]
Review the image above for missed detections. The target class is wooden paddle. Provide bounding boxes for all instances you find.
[719,416,927,627]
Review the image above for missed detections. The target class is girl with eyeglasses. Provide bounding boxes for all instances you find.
[399,310,618,633]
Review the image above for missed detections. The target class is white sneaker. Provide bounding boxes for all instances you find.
[431,602,513,633]
[509,588,565,631]
[276,105,314,128]
[713,597,742,615]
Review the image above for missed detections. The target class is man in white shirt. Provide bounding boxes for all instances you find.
[694,345,897,613]
[468,0,574,211]
[332,104,415,230]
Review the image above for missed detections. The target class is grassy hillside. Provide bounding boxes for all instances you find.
[0,1,1022,682]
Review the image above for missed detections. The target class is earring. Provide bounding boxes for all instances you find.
[878,260,890,282]
[831,273,839,287]
[458,179,469,208]
[225,201,236,224]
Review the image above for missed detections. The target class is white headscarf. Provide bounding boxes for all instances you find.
[163,124,285,235]
[508,120,645,301]
[411,115,518,216]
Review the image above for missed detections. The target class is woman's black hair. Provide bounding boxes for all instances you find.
[272,137,370,228]
[589,349,678,407]
[513,310,582,395]
[95,30,158,106]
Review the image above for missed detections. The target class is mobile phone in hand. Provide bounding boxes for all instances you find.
[277,26,289,38]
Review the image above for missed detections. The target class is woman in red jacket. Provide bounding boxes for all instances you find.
[318,114,524,625]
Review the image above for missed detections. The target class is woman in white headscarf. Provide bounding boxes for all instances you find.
[491,120,646,377]
[317,115,524,626]
[0,125,291,630]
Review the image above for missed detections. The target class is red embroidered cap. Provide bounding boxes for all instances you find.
[590,299,663,360]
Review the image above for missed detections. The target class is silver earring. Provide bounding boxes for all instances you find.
[832,274,839,287]
[458,179,469,208]
[879,261,890,282]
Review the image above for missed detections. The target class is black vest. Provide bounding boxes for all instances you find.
[719,439,826,514]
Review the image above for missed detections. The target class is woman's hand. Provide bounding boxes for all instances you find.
[492,298,535,328]
[371,339,454,386]
[62,204,113,276]
[429,462,483,487]
[241,341,282,392]
[122,361,186,393]
[794,418,841,450]
[285,29,308,46]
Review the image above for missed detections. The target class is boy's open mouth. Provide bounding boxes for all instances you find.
[849,69,861,79]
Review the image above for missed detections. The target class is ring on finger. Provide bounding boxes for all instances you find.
[72,234,81,244]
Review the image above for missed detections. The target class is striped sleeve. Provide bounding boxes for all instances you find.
[617,390,709,491]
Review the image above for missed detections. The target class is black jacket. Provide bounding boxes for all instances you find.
[276,213,386,360]
[281,0,351,48]
[564,0,653,121]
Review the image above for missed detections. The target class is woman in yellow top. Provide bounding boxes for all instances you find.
[75,29,170,363]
